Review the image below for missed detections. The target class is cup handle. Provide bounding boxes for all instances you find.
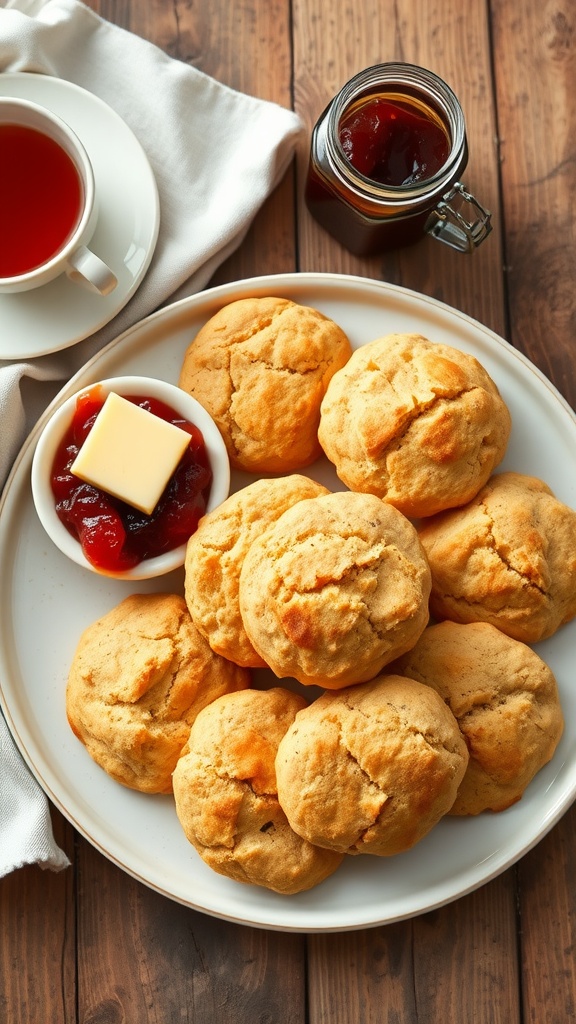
[66,246,118,296]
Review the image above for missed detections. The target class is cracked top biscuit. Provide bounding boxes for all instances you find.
[178,295,353,473]
[318,332,512,518]
[238,490,431,689]
[418,472,576,643]
[184,474,329,668]
[392,621,564,815]
[172,688,344,893]
[66,593,250,794]
[275,674,468,856]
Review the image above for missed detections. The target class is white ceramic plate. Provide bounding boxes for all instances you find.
[1,273,575,933]
[0,73,159,359]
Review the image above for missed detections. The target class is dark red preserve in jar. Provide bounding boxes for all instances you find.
[50,387,212,573]
[305,63,492,255]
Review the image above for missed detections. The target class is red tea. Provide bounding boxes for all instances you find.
[0,123,83,278]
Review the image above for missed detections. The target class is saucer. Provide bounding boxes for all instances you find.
[0,73,160,360]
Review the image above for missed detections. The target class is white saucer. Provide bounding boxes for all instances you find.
[0,73,160,360]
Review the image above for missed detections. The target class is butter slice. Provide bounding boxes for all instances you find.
[71,391,191,515]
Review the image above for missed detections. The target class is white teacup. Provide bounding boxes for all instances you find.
[0,97,117,296]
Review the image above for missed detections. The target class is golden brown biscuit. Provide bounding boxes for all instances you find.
[393,621,564,814]
[178,296,352,473]
[66,593,250,794]
[275,674,468,856]
[418,472,576,642]
[318,333,511,518]
[184,475,329,668]
[239,490,431,689]
[172,688,344,893]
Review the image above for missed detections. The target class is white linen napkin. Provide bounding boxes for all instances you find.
[0,715,70,875]
[0,0,303,876]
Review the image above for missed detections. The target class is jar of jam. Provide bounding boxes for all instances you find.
[305,63,492,255]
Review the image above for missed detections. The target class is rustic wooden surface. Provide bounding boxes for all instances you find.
[1,1,575,1021]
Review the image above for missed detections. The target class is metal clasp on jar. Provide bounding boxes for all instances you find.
[425,182,492,252]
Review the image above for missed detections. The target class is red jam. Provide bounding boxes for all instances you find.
[50,388,212,573]
[339,95,450,186]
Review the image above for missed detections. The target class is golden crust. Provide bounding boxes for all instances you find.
[318,333,511,518]
[418,472,576,642]
[393,620,564,814]
[275,674,469,856]
[66,593,250,794]
[178,296,352,473]
[172,688,344,894]
[238,490,431,689]
[184,475,329,668]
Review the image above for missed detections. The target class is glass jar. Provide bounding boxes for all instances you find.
[305,63,492,256]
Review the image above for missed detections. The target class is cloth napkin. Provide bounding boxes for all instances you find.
[0,0,303,877]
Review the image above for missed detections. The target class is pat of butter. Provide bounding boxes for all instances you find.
[71,392,191,515]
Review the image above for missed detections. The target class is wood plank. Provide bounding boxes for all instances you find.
[492,3,576,1020]
[412,874,520,1023]
[517,804,576,1023]
[308,922,419,1023]
[0,812,76,1024]
[197,0,300,284]
[308,872,520,1024]
[293,0,506,335]
[76,841,305,1024]
[491,0,576,406]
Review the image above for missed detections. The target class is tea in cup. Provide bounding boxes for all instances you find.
[0,97,117,295]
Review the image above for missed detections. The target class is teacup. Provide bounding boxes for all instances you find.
[0,97,117,296]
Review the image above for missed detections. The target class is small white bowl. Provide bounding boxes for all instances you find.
[31,375,230,580]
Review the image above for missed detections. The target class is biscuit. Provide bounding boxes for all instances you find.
[418,472,576,642]
[66,593,250,794]
[184,474,329,668]
[275,674,468,856]
[172,688,344,893]
[178,296,352,473]
[239,490,431,689]
[318,332,511,518]
[392,620,564,814]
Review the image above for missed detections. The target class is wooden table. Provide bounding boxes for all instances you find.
[2,1,575,1021]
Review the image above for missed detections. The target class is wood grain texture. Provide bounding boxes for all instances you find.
[411,874,521,1024]
[490,6,576,1018]
[0,813,75,1024]
[308,873,520,1024]
[1,2,575,1023]
[491,0,576,404]
[75,843,305,1024]
[518,803,576,1023]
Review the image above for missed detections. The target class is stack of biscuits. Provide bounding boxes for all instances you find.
[66,296,573,895]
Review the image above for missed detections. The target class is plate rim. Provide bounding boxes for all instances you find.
[1,271,575,933]
[22,269,576,425]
